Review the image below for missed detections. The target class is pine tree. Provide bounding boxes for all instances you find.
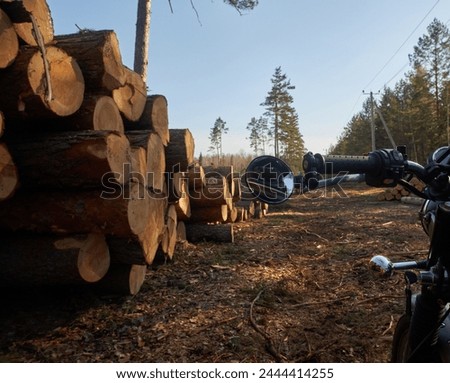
[261,67,305,163]
[410,18,450,133]
[246,116,268,155]
[208,117,229,164]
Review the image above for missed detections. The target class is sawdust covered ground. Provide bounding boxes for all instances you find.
[0,184,428,363]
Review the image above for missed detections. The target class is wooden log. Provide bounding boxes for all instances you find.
[42,95,124,133]
[227,206,238,223]
[7,130,131,189]
[189,205,228,223]
[0,233,110,286]
[401,196,424,206]
[187,164,206,192]
[0,183,154,237]
[0,185,165,264]
[106,237,147,265]
[165,129,195,172]
[129,147,147,186]
[0,142,19,201]
[173,194,191,221]
[95,263,147,296]
[235,206,247,222]
[232,177,242,202]
[0,0,54,46]
[0,8,18,68]
[190,176,231,209]
[126,130,165,192]
[124,95,170,146]
[204,165,234,196]
[176,221,187,243]
[236,199,256,217]
[113,66,147,122]
[0,45,85,118]
[167,172,187,202]
[154,204,178,263]
[54,30,125,92]
[165,204,178,259]
[185,223,234,243]
[253,203,264,219]
[0,111,4,138]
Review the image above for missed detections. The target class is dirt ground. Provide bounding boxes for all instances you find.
[0,184,429,363]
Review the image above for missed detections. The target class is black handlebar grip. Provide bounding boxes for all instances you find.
[303,152,382,175]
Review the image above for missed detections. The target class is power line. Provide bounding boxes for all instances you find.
[363,0,440,90]
[384,62,410,87]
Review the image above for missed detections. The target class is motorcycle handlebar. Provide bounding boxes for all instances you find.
[303,153,380,175]
[303,149,424,188]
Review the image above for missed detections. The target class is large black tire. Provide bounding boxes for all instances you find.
[391,313,442,362]
[391,315,411,362]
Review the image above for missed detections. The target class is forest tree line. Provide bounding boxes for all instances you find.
[329,18,450,164]
[204,67,305,172]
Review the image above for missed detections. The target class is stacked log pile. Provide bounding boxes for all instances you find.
[0,0,267,295]
[0,0,165,295]
[377,177,425,202]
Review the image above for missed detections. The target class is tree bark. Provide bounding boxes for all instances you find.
[165,129,195,172]
[126,130,165,192]
[0,0,54,46]
[124,95,169,145]
[227,206,238,223]
[129,146,147,186]
[167,172,188,202]
[46,95,124,133]
[95,263,147,296]
[0,45,85,118]
[232,175,242,202]
[165,204,178,259]
[176,221,187,243]
[0,142,19,201]
[204,165,235,196]
[234,206,247,222]
[133,0,151,83]
[0,233,110,286]
[185,223,234,243]
[189,205,228,223]
[173,195,191,222]
[54,30,125,92]
[0,184,147,236]
[8,130,131,189]
[190,175,232,209]
[187,164,206,191]
[0,111,4,138]
[113,66,147,122]
[0,185,165,264]
[0,8,18,68]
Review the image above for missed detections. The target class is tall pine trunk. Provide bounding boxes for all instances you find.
[134,0,151,83]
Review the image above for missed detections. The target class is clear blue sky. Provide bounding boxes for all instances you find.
[47,0,450,157]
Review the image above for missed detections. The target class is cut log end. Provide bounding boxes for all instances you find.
[0,111,4,138]
[96,263,147,296]
[0,8,19,68]
[106,132,131,185]
[94,96,124,132]
[1,0,54,46]
[0,143,19,201]
[77,233,110,282]
[113,67,147,122]
[27,46,85,117]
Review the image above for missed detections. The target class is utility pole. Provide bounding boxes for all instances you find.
[363,90,380,151]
